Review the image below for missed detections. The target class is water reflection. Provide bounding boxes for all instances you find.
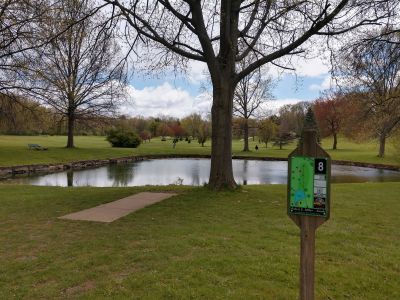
[67,171,74,187]
[107,164,135,187]
[6,158,400,187]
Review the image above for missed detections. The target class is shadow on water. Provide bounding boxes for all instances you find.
[5,158,400,187]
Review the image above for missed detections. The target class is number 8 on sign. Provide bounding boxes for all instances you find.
[314,159,327,175]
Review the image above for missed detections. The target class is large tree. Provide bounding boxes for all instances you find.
[334,28,400,157]
[103,0,392,188]
[16,0,125,148]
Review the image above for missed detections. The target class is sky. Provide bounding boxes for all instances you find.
[123,55,334,118]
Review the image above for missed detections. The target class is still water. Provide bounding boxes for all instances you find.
[6,158,400,187]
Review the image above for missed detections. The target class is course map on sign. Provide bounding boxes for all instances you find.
[289,156,314,209]
[289,156,328,217]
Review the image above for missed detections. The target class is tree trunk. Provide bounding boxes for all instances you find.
[209,82,236,189]
[243,118,249,151]
[66,112,75,148]
[332,133,337,150]
[378,135,386,157]
[265,141,268,148]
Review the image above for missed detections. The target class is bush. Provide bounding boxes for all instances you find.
[106,128,141,148]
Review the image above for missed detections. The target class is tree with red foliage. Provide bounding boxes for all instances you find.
[313,94,346,150]
[139,130,151,143]
[170,123,185,139]
[156,123,174,138]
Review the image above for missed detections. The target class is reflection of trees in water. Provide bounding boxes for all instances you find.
[107,164,135,187]
[67,171,74,187]
[191,160,200,186]
[242,160,248,185]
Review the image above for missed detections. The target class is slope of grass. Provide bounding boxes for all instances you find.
[0,135,398,167]
[0,183,399,299]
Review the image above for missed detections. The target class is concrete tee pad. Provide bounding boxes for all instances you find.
[59,192,177,223]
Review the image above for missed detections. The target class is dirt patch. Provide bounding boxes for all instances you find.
[64,280,95,296]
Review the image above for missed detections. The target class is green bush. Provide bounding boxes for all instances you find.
[106,128,141,148]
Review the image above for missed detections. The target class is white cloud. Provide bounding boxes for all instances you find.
[268,53,331,79]
[294,56,330,77]
[268,98,310,111]
[256,98,312,116]
[187,60,208,84]
[122,82,312,118]
[192,92,212,114]
[309,76,333,91]
[122,82,211,118]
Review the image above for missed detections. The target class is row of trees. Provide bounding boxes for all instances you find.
[2,88,398,158]
[109,114,211,147]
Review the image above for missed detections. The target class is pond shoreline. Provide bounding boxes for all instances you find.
[0,154,399,179]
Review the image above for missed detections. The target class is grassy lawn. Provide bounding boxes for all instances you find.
[0,135,399,167]
[0,183,399,299]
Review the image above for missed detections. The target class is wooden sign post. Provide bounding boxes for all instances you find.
[287,129,331,300]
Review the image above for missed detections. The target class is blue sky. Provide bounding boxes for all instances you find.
[124,56,332,118]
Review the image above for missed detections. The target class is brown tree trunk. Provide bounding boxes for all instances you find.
[209,82,236,189]
[66,112,75,148]
[378,135,386,157]
[243,118,249,151]
[332,133,337,150]
[208,1,239,189]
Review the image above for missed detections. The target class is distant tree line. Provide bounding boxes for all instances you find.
[2,88,399,158]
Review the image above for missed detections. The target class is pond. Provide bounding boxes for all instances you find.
[5,158,400,187]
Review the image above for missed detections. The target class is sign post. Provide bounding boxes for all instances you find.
[287,129,331,300]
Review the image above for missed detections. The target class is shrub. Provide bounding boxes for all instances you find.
[106,128,141,148]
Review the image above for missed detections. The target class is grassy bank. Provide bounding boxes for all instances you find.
[0,183,399,299]
[0,135,399,167]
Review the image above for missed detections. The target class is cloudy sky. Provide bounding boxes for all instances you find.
[123,55,334,118]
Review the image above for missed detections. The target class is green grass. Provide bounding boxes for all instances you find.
[0,183,399,299]
[0,135,399,167]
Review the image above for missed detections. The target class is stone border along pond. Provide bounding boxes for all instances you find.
[0,154,399,180]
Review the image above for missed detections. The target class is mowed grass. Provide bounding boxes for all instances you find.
[0,183,399,299]
[0,135,399,167]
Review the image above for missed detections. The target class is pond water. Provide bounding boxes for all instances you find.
[5,158,400,187]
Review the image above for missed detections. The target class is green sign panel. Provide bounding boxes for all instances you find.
[288,156,329,217]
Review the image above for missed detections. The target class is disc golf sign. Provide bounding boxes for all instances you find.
[287,129,331,300]
[288,156,329,217]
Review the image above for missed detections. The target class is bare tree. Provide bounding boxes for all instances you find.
[1,1,36,91]
[102,0,393,189]
[15,0,126,148]
[333,28,400,157]
[278,102,311,137]
[0,0,49,122]
[234,64,273,151]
